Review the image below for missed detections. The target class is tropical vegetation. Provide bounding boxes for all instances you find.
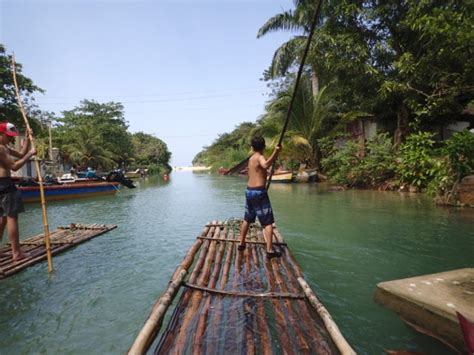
[194,0,474,203]
[0,45,171,173]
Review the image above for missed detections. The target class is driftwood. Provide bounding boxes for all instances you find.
[131,221,354,354]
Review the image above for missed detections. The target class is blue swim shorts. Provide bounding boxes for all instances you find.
[244,186,274,226]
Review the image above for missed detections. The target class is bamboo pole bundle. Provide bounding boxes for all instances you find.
[273,228,355,354]
[276,248,332,351]
[204,226,236,354]
[298,278,356,355]
[128,224,211,355]
[257,242,293,351]
[165,223,221,353]
[11,55,53,273]
[192,225,227,353]
[269,248,311,352]
[248,228,273,355]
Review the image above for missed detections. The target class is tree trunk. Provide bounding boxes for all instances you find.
[394,102,409,146]
[311,66,319,98]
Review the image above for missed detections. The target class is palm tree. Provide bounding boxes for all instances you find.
[259,74,334,168]
[258,0,321,96]
[62,124,116,170]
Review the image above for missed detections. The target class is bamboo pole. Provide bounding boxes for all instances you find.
[204,227,236,354]
[128,225,210,355]
[257,243,293,352]
[298,277,356,355]
[276,247,330,351]
[248,228,273,355]
[164,223,219,352]
[11,54,53,273]
[273,228,354,353]
[192,226,227,353]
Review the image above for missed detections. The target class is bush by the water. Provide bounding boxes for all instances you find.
[321,130,474,196]
[320,133,395,188]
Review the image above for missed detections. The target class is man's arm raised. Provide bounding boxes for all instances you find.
[258,145,282,169]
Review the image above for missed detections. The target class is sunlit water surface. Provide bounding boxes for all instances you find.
[0,172,473,354]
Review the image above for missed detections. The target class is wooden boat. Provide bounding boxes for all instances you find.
[18,181,120,203]
[269,170,294,183]
[125,169,148,179]
[129,221,355,355]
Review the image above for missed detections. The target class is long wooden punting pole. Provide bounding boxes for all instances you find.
[11,54,53,273]
[128,224,211,355]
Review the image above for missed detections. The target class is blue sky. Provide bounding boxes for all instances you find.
[1,0,295,166]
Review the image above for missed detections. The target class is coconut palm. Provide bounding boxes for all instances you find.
[62,123,116,170]
[258,0,321,96]
[259,74,334,168]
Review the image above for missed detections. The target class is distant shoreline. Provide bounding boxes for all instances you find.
[173,166,211,172]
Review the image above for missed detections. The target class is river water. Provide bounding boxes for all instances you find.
[0,172,473,354]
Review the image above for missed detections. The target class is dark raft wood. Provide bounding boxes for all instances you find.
[129,221,355,355]
[0,224,117,279]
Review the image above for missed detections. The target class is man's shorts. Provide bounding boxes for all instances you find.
[0,179,24,217]
[244,186,274,226]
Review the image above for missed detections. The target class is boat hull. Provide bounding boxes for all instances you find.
[269,172,294,183]
[19,182,120,203]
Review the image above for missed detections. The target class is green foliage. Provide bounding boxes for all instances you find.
[61,123,116,170]
[192,122,256,169]
[131,132,171,168]
[426,157,455,199]
[57,100,133,165]
[426,130,474,201]
[320,133,395,187]
[395,132,436,189]
[0,44,46,131]
[442,130,474,178]
[320,139,361,186]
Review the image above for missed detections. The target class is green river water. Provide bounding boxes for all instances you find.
[0,172,473,354]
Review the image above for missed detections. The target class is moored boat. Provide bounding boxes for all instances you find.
[18,181,120,203]
[269,171,294,183]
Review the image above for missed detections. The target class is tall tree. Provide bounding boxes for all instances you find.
[56,100,133,166]
[259,74,335,168]
[131,132,171,167]
[0,44,44,130]
[61,123,116,170]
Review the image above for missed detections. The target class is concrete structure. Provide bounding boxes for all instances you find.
[374,268,474,352]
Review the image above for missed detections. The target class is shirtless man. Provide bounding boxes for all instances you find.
[238,136,281,258]
[0,122,36,260]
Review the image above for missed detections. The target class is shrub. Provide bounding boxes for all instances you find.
[395,131,436,189]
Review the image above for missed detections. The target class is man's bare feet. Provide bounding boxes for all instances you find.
[12,251,30,261]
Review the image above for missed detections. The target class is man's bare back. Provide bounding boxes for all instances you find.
[247,152,268,188]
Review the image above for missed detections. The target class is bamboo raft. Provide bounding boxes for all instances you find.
[130,220,355,355]
[0,223,117,279]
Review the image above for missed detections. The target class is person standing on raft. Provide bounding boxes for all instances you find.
[238,136,281,258]
[0,122,36,260]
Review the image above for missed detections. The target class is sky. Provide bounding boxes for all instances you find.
[1,0,295,166]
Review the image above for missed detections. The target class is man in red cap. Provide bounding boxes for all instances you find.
[0,122,36,260]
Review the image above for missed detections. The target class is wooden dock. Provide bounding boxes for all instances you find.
[129,221,354,355]
[0,224,117,279]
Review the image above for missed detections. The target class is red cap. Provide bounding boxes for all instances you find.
[0,122,19,137]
